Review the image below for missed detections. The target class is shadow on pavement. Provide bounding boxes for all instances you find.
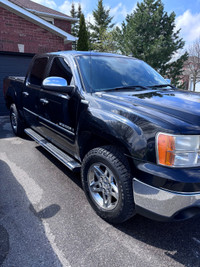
[0,225,9,265]
[2,116,200,266]
[115,213,200,267]
[0,159,63,266]
[36,141,200,266]
[36,146,82,189]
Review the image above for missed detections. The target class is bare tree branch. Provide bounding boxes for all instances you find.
[187,37,200,91]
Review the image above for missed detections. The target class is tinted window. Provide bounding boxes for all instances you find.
[49,57,73,85]
[29,57,48,86]
[76,56,167,92]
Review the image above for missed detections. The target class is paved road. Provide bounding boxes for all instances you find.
[0,116,200,267]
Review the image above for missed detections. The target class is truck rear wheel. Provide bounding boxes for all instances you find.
[10,104,25,137]
[81,146,135,223]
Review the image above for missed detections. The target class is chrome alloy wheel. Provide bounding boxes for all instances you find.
[88,163,119,210]
[11,111,17,131]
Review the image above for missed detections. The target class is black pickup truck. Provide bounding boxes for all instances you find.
[3,51,200,223]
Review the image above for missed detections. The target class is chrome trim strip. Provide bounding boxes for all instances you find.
[58,94,69,99]
[39,117,75,136]
[133,178,200,218]
[81,99,89,104]
[23,107,75,136]
[23,107,38,117]
[39,122,73,141]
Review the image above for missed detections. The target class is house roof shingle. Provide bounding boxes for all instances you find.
[9,0,75,21]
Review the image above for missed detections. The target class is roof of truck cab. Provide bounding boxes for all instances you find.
[46,51,136,59]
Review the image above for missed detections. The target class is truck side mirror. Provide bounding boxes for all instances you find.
[42,77,74,93]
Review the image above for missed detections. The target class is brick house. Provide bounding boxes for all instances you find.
[0,0,77,115]
[0,0,77,53]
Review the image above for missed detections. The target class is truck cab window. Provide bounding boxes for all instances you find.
[29,57,48,86]
[49,57,73,85]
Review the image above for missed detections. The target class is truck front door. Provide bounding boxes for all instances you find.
[38,56,79,157]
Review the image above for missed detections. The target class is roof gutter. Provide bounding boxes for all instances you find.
[26,8,79,23]
[0,0,78,42]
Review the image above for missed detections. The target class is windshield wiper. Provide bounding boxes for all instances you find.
[104,85,149,92]
[148,84,175,89]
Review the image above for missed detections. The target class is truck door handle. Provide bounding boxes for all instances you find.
[40,98,49,105]
[22,92,29,97]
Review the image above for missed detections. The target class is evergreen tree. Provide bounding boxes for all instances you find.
[89,0,114,49]
[77,14,89,51]
[115,0,188,85]
[70,3,77,37]
[70,3,83,50]
[70,2,76,18]
[77,3,82,19]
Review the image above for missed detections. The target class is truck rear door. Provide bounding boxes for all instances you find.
[22,56,48,129]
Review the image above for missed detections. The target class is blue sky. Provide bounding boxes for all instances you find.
[33,0,200,47]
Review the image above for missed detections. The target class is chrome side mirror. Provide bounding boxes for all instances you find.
[42,77,74,93]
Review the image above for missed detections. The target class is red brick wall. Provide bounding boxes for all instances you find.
[54,19,71,33]
[64,43,72,50]
[0,7,72,53]
[54,19,72,50]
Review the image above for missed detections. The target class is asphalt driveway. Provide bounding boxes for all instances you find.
[0,116,200,267]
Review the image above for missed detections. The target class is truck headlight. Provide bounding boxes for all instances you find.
[156,133,200,167]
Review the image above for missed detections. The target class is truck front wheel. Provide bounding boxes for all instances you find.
[10,104,25,137]
[81,146,135,223]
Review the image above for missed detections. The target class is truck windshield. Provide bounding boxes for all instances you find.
[76,55,168,93]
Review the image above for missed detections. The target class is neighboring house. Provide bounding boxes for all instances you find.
[181,56,200,92]
[0,0,77,115]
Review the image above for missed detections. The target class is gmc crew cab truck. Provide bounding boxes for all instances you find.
[3,51,200,223]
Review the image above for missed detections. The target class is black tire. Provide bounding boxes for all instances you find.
[81,146,135,224]
[10,104,25,137]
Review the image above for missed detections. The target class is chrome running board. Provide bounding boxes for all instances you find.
[25,128,81,172]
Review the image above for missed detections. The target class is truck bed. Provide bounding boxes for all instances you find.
[3,76,25,111]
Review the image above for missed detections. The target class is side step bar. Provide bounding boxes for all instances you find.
[24,128,81,172]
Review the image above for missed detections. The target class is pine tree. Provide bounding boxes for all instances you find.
[77,14,89,51]
[89,0,114,49]
[70,3,77,37]
[115,0,188,85]
[77,3,82,19]
[70,3,83,50]
[70,3,76,18]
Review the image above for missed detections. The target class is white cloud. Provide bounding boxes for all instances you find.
[58,1,86,17]
[109,2,137,24]
[176,10,200,45]
[110,3,127,18]
[32,0,57,9]
[86,12,95,25]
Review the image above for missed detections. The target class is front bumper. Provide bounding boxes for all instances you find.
[133,178,200,221]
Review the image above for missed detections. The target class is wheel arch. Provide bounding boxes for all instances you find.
[5,95,14,109]
[78,131,135,173]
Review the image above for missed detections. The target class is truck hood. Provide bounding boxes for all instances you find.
[97,88,200,128]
